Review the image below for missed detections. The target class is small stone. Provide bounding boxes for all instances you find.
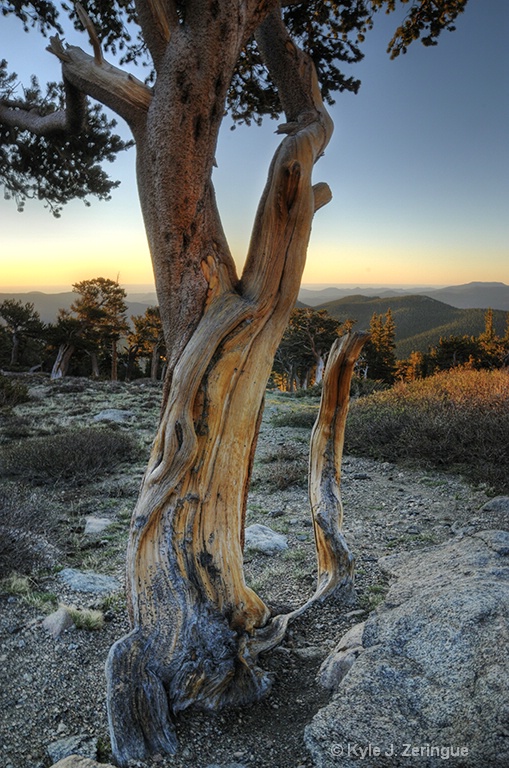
[344,609,366,619]
[58,568,120,594]
[93,409,135,423]
[46,734,98,763]
[205,764,248,768]
[406,525,421,534]
[293,645,326,661]
[42,606,74,639]
[244,524,288,555]
[83,517,113,535]
[50,758,116,768]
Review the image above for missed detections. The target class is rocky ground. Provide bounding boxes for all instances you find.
[0,378,506,768]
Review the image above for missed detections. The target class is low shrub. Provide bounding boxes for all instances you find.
[345,368,509,492]
[271,407,318,429]
[0,426,141,486]
[350,376,389,399]
[47,377,92,395]
[292,383,323,399]
[0,484,64,577]
[253,444,308,490]
[0,413,33,441]
[0,375,29,408]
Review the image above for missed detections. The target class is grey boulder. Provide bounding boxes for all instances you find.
[305,530,509,767]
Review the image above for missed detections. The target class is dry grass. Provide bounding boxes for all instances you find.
[253,443,308,490]
[67,606,105,630]
[345,368,509,492]
[270,407,318,429]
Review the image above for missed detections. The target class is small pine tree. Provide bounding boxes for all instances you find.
[478,308,504,368]
[71,278,128,380]
[363,309,397,383]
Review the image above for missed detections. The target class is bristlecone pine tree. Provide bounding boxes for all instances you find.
[0,1,469,762]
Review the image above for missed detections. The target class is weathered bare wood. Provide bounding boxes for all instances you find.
[75,3,104,65]
[50,343,75,380]
[47,38,152,127]
[40,3,357,763]
[247,331,368,658]
[309,331,370,597]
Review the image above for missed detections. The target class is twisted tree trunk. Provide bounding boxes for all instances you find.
[44,3,365,763]
[106,54,336,767]
[309,332,370,597]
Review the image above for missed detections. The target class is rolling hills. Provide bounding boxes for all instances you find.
[299,281,509,311]
[314,294,508,358]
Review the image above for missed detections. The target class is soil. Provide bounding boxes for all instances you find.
[0,378,506,768]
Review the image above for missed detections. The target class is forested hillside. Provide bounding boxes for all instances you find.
[316,294,508,357]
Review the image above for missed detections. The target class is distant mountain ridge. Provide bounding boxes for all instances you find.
[0,291,157,325]
[415,282,509,310]
[299,281,509,311]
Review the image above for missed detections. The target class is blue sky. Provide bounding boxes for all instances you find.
[1,0,508,291]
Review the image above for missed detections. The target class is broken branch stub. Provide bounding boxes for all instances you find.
[309,331,370,598]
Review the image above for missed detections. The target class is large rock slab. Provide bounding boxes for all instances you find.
[305,530,509,768]
[479,495,509,515]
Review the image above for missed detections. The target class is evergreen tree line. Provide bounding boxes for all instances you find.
[0,278,165,381]
[274,306,509,390]
[1,284,508,386]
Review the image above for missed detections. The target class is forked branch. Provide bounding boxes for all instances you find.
[46,33,152,127]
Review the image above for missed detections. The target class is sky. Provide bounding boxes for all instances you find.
[1,0,508,292]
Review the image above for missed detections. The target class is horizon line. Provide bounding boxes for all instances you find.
[1,280,507,294]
